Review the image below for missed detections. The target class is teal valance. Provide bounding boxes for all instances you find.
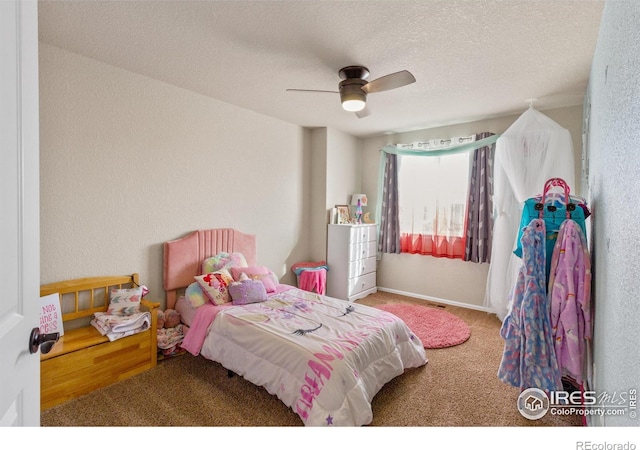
[375,133,501,239]
[380,134,500,157]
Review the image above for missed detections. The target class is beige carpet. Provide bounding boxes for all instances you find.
[40,291,582,427]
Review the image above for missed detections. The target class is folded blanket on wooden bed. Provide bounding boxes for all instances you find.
[182,286,427,426]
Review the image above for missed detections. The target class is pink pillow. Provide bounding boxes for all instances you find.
[231,266,270,281]
[231,266,279,293]
[255,272,278,293]
[175,295,197,327]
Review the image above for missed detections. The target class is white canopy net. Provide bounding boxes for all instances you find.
[484,107,576,320]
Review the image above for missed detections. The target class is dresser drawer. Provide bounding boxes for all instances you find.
[348,240,377,262]
[349,225,375,244]
[327,224,377,302]
[348,256,377,278]
[348,272,377,297]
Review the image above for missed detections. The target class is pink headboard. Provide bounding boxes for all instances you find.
[163,228,257,309]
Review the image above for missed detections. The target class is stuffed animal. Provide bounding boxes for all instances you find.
[155,308,180,329]
[155,308,185,358]
[164,309,181,328]
[155,309,165,329]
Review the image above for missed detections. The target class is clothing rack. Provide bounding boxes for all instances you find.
[514,178,588,279]
[498,178,592,406]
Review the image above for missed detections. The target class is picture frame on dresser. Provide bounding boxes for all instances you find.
[335,205,351,224]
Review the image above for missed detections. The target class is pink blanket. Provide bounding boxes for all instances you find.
[298,269,326,294]
[181,303,231,355]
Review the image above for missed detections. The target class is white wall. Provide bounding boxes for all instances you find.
[361,105,584,308]
[39,43,311,306]
[585,0,640,427]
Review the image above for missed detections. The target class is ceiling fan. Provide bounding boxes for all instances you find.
[286,65,416,118]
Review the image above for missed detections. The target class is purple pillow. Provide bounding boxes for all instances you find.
[229,279,268,305]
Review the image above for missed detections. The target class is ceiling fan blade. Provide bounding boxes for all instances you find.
[362,70,416,94]
[286,88,338,94]
[355,106,371,119]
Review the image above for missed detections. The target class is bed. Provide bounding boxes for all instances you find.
[163,228,427,426]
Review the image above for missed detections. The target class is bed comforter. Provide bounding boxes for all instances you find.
[182,287,427,426]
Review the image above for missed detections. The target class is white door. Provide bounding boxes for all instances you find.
[0,0,41,426]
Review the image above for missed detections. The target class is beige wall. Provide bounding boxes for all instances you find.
[326,128,362,211]
[308,128,363,263]
[308,128,328,262]
[39,44,313,307]
[361,105,584,308]
[39,42,584,312]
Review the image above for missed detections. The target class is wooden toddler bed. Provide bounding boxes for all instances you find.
[163,228,427,426]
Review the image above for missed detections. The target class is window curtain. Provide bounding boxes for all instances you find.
[377,152,401,254]
[398,152,470,258]
[375,134,501,259]
[463,132,495,263]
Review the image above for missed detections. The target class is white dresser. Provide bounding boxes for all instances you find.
[326,224,377,302]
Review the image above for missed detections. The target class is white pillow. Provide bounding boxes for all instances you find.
[107,286,143,315]
[195,269,234,305]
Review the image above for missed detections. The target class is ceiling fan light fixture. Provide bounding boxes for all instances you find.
[286,65,414,118]
[342,93,366,112]
[339,79,367,112]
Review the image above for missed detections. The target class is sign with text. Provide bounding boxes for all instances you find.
[40,293,64,336]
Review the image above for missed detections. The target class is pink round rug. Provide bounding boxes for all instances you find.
[376,303,471,349]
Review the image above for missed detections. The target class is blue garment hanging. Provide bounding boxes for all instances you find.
[498,218,563,394]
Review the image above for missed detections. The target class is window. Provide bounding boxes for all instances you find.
[397,152,470,258]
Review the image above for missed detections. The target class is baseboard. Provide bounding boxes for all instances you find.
[376,287,493,313]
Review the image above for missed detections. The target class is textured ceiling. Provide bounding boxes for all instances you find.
[38,0,605,138]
